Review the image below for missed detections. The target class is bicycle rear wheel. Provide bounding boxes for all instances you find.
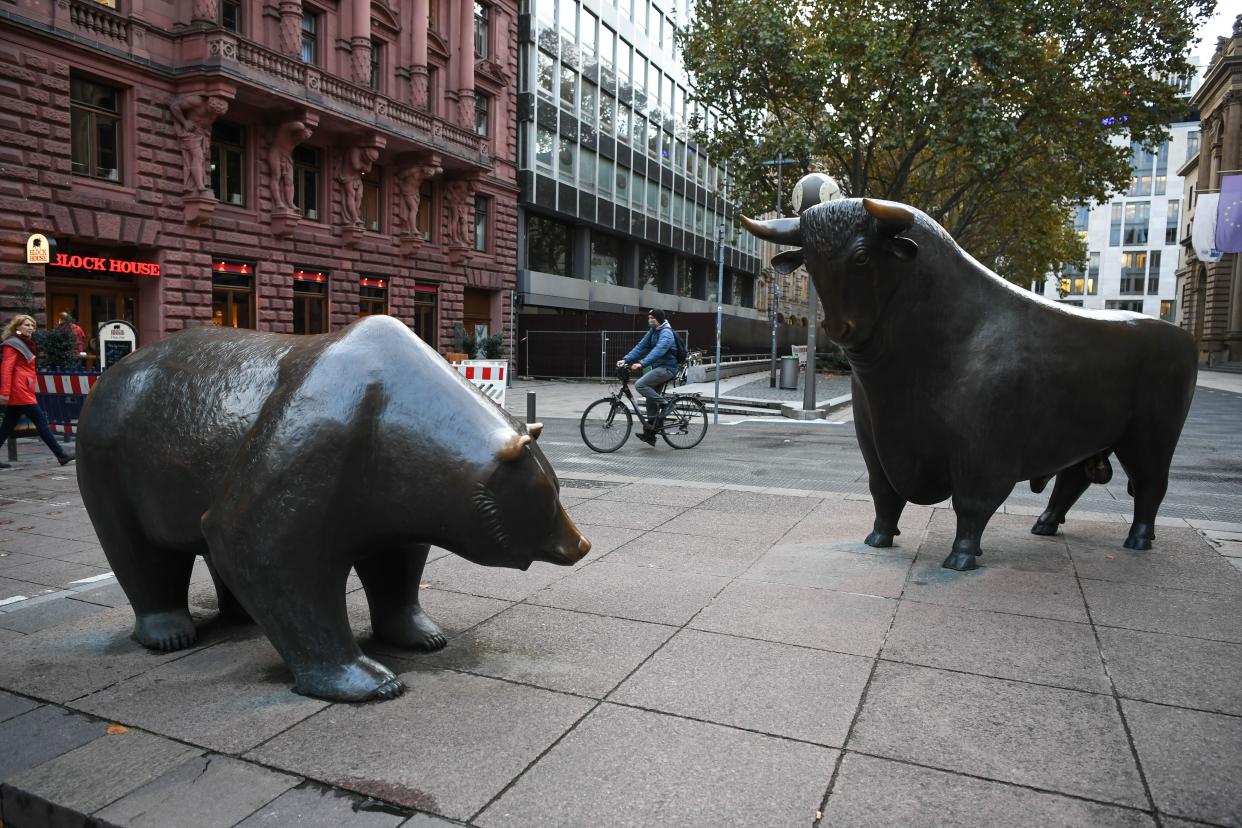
[660,397,708,449]
[580,398,632,452]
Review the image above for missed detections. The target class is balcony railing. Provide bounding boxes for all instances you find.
[223,36,488,167]
[69,0,129,47]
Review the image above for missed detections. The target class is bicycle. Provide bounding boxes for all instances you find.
[580,365,709,452]
[673,350,704,387]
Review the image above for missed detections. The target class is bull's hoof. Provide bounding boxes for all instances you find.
[293,656,405,703]
[373,606,446,652]
[1124,523,1155,551]
[941,550,979,571]
[133,610,197,652]
[1029,475,1052,494]
[864,531,894,548]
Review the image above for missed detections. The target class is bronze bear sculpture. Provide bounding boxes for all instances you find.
[76,316,590,701]
[743,198,1197,571]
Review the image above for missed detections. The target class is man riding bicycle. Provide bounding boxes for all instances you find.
[617,308,677,445]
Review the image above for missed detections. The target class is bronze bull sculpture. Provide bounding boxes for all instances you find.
[743,199,1196,571]
[77,316,590,701]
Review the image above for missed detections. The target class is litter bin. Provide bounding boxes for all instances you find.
[779,355,800,390]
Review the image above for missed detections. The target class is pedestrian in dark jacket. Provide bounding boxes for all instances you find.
[0,315,75,469]
[617,308,677,445]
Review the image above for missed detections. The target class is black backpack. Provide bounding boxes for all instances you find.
[672,331,688,365]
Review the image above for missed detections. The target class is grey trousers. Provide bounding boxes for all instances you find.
[635,366,675,422]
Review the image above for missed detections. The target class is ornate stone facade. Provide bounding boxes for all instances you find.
[0,0,519,355]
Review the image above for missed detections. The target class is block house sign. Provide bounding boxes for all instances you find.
[51,253,160,276]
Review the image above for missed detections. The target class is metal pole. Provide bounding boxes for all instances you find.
[714,222,725,424]
[803,279,818,410]
[526,391,537,424]
[769,153,783,387]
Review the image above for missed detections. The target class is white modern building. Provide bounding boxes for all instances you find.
[1040,64,1204,320]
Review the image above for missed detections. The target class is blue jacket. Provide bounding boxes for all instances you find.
[624,322,678,372]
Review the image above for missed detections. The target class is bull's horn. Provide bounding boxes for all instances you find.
[740,215,803,245]
[527,422,544,440]
[497,432,532,462]
[863,198,915,234]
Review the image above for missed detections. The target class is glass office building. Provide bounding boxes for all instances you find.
[515,0,768,371]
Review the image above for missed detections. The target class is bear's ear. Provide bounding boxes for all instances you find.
[527,422,544,440]
[497,431,532,462]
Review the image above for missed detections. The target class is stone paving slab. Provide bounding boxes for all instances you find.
[690,579,897,657]
[0,689,40,724]
[741,541,915,598]
[852,662,1148,808]
[1,728,203,825]
[603,528,770,577]
[609,627,872,746]
[0,452,1239,826]
[1097,626,1242,716]
[1081,579,1242,643]
[0,592,108,634]
[475,703,839,828]
[528,558,729,626]
[0,706,108,784]
[69,634,328,754]
[418,603,674,698]
[821,753,1156,828]
[246,670,594,822]
[1122,700,1242,825]
[233,783,409,828]
[93,754,301,828]
[0,605,225,704]
[881,601,1111,693]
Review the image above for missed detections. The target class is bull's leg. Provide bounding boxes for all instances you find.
[356,544,446,651]
[1032,463,1091,536]
[1113,443,1170,552]
[855,389,906,548]
[943,485,1012,571]
[93,512,197,651]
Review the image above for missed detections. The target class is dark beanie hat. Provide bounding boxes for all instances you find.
[649,308,666,323]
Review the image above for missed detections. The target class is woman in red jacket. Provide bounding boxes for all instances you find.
[0,314,74,468]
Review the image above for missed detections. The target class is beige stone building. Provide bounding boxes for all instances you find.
[1177,15,1242,365]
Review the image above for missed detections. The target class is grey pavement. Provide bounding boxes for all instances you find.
[0,373,1239,826]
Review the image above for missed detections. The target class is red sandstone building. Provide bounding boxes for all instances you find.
[0,0,518,360]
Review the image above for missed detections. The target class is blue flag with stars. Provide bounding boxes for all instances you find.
[1217,174,1242,254]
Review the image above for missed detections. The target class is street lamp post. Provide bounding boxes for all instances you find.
[761,153,799,387]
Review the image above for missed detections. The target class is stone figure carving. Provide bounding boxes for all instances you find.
[76,316,591,702]
[337,145,379,227]
[742,199,1197,571]
[170,93,228,193]
[446,179,472,246]
[267,120,313,211]
[396,160,440,232]
[410,70,429,111]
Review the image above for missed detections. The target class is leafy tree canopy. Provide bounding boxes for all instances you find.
[679,0,1213,286]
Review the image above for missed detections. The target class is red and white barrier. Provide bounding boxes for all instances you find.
[37,373,98,394]
[454,360,508,406]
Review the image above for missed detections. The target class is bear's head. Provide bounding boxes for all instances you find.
[458,422,591,569]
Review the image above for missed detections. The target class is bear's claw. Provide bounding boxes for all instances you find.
[372,676,406,700]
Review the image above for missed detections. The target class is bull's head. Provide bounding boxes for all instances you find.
[742,198,919,348]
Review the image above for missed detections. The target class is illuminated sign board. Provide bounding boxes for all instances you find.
[51,253,160,276]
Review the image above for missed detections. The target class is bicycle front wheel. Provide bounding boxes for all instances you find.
[660,397,708,449]
[580,398,633,452]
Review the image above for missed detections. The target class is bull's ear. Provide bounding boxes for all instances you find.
[885,236,918,261]
[527,422,544,440]
[497,431,532,463]
[771,249,804,275]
